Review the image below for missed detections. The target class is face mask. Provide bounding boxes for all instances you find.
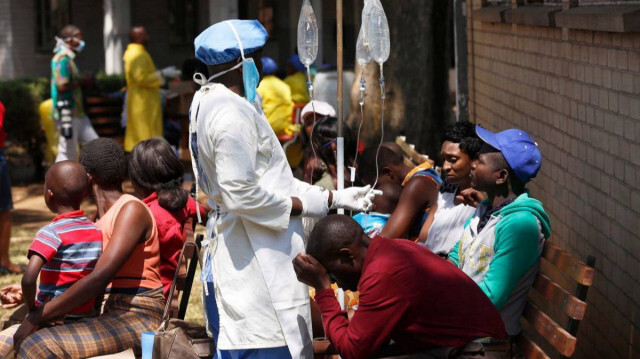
[224,21,260,103]
[73,39,85,53]
[53,36,85,53]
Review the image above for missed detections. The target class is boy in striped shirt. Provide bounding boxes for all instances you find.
[23,160,103,318]
[0,161,102,356]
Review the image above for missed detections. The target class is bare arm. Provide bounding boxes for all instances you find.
[380,178,438,239]
[30,201,152,323]
[416,202,438,244]
[21,255,45,313]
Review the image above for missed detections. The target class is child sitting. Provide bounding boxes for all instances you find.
[357,147,442,240]
[352,182,402,237]
[0,161,102,356]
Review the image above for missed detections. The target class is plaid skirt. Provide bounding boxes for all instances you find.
[18,288,164,359]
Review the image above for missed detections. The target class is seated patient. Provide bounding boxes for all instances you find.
[449,126,551,337]
[357,147,441,240]
[128,138,206,298]
[0,161,102,356]
[293,215,506,359]
[419,121,482,256]
[352,182,402,237]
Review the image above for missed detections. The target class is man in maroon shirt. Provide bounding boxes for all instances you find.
[293,215,506,359]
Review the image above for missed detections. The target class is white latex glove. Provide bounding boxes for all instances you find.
[330,185,383,212]
[299,188,330,218]
[161,66,181,79]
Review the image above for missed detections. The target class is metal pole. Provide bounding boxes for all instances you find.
[336,0,345,212]
[336,0,346,314]
[453,0,469,122]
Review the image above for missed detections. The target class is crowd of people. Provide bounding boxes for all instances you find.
[0,16,551,359]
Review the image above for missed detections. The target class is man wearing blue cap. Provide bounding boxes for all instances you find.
[189,20,378,359]
[448,126,551,340]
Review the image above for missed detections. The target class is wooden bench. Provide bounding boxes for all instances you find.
[516,242,595,358]
[85,96,124,141]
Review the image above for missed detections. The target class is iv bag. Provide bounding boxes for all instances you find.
[297,0,318,66]
[367,0,390,64]
[360,0,374,41]
[356,26,371,66]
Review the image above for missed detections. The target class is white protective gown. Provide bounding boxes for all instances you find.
[189,83,313,359]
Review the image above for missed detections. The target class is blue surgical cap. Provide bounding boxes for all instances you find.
[261,57,277,75]
[288,54,306,73]
[194,20,268,66]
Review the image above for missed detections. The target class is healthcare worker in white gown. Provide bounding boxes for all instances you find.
[189,20,378,359]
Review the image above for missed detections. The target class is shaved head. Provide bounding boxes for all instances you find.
[60,25,81,39]
[130,26,149,45]
[45,161,88,210]
[307,215,366,262]
[381,142,404,159]
[306,215,370,291]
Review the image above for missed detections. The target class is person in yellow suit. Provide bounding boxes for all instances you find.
[283,55,310,105]
[123,26,163,152]
[257,57,294,137]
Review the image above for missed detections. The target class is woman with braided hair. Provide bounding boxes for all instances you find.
[128,138,206,298]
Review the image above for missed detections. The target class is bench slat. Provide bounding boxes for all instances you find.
[541,242,594,286]
[531,273,587,320]
[516,334,551,359]
[523,302,577,357]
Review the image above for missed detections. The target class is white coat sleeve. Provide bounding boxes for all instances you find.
[209,107,293,232]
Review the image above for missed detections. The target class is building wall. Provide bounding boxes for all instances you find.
[466,1,640,358]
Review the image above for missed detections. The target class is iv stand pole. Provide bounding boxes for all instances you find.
[335,0,347,314]
[336,0,345,214]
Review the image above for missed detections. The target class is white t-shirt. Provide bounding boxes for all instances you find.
[424,191,476,256]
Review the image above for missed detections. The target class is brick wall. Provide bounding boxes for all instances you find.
[466,1,640,358]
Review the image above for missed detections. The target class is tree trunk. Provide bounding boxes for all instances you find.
[347,0,453,158]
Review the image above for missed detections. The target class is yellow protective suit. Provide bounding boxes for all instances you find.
[38,99,57,163]
[123,43,162,152]
[283,72,310,104]
[257,75,294,136]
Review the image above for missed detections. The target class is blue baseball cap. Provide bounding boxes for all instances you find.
[476,125,541,183]
[194,20,268,66]
[261,56,277,75]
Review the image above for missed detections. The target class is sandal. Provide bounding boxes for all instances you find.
[0,265,25,275]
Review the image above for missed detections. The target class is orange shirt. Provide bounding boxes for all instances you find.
[96,194,162,293]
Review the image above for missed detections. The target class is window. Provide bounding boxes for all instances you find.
[35,0,72,52]
[168,0,198,46]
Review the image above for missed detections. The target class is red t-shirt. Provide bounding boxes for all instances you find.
[315,236,506,359]
[143,193,205,298]
[0,101,6,149]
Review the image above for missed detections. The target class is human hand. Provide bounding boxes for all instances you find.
[13,311,41,354]
[331,185,383,212]
[457,188,487,207]
[1,284,24,309]
[292,253,331,291]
